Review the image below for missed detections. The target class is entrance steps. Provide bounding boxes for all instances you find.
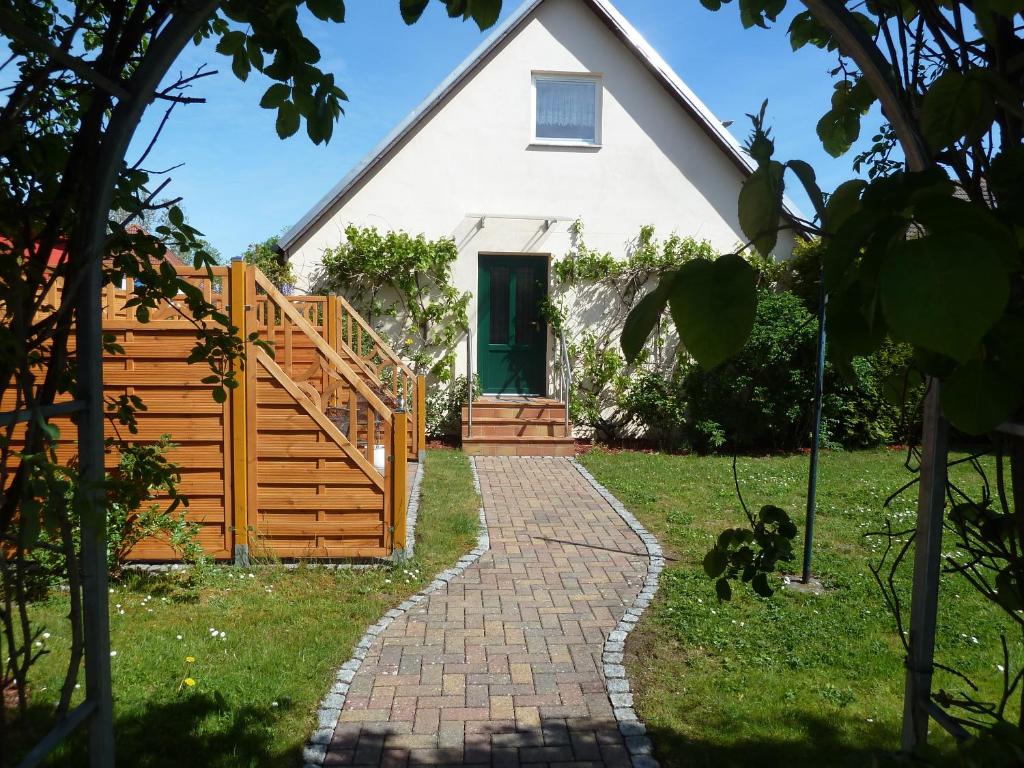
[461,397,575,456]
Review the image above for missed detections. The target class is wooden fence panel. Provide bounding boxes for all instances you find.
[5,264,405,563]
[251,349,388,558]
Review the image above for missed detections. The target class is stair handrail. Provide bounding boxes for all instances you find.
[557,328,571,433]
[252,269,393,423]
[335,295,415,381]
[466,328,473,438]
[285,295,386,392]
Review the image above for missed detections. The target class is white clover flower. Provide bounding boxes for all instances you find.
[110,650,117,657]
[997,664,1006,672]
[176,635,183,640]
[42,632,51,640]
[219,631,226,639]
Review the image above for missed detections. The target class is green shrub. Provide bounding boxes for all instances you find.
[425,375,479,438]
[621,368,686,446]
[682,290,818,453]
[28,436,207,589]
[826,340,921,448]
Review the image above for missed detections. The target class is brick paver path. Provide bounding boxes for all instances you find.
[325,456,649,767]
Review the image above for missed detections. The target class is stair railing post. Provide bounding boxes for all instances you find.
[229,258,250,566]
[416,374,426,462]
[391,409,408,560]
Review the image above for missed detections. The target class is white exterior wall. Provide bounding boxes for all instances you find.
[287,0,796,391]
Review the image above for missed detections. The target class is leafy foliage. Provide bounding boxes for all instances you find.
[703,504,798,600]
[239,233,295,291]
[316,226,470,380]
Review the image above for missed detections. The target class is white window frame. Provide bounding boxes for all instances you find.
[530,72,602,148]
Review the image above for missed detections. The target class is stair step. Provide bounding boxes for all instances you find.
[462,422,569,438]
[462,435,576,457]
[462,406,566,420]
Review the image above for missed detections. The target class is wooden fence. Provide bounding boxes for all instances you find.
[5,263,424,561]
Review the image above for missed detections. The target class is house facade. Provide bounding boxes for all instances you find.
[281,0,797,398]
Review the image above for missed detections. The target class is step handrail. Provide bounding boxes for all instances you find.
[335,294,416,380]
[285,295,386,391]
[252,269,393,423]
[557,328,571,433]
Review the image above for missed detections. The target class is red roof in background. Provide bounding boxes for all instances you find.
[4,229,186,270]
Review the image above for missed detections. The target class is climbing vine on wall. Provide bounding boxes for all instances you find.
[550,221,720,438]
[316,225,471,380]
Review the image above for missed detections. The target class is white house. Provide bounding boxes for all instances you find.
[280,0,797,400]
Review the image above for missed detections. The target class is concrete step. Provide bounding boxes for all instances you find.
[462,435,576,457]
[462,419,569,439]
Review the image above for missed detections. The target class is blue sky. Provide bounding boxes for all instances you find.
[131,0,884,259]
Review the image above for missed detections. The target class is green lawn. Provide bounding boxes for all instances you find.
[579,447,1016,768]
[10,448,478,767]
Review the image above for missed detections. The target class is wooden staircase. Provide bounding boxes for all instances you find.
[461,397,575,456]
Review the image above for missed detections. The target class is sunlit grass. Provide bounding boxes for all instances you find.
[580,447,1015,768]
[10,447,478,767]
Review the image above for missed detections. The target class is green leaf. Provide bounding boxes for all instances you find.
[469,0,501,29]
[941,359,1021,434]
[400,0,430,23]
[704,548,728,578]
[823,179,866,235]
[788,11,835,50]
[669,256,757,369]
[988,315,1024,382]
[817,79,875,157]
[738,160,785,256]
[620,275,673,363]
[231,48,250,81]
[260,83,291,109]
[715,577,733,601]
[751,572,773,597]
[881,233,1010,362]
[212,386,228,404]
[920,69,995,151]
[786,160,824,220]
[307,0,346,22]
[215,30,246,56]
[276,101,300,139]
[168,206,184,227]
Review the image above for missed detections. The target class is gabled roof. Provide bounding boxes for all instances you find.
[281,0,802,253]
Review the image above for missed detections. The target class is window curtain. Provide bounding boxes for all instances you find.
[535,79,596,141]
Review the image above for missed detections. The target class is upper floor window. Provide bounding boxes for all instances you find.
[532,73,601,147]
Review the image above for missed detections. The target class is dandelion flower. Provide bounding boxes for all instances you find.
[184,678,196,687]
[185,656,195,663]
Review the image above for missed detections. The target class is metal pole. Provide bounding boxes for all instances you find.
[901,384,949,751]
[76,244,115,768]
[466,329,473,438]
[802,276,827,584]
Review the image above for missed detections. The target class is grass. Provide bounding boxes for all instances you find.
[579,446,1017,768]
[9,447,479,767]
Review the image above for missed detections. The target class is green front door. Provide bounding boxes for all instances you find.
[477,255,548,395]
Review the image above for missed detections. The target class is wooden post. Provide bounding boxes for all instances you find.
[326,295,338,408]
[229,258,250,566]
[901,382,949,751]
[391,410,409,560]
[416,375,427,462]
